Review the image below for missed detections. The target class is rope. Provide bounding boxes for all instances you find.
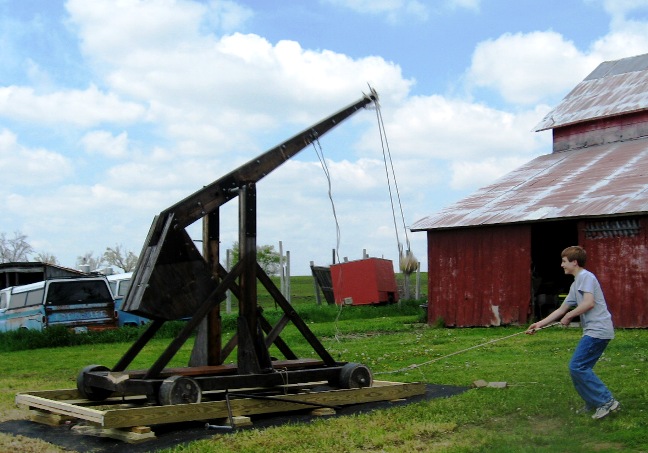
[374,323,561,376]
[311,136,341,264]
[373,96,411,256]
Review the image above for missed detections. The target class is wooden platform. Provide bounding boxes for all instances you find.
[16,381,425,434]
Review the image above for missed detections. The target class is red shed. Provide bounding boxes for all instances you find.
[411,53,648,328]
[331,258,398,305]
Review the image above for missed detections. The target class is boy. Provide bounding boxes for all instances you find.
[526,246,619,419]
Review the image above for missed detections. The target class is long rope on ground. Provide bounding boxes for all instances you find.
[374,323,561,376]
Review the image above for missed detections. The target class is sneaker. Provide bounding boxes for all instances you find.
[592,398,620,419]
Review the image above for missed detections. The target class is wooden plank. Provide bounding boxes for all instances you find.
[29,410,76,426]
[71,425,156,444]
[15,394,106,424]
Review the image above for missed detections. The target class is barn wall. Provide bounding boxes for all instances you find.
[426,224,531,327]
[579,216,648,328]
[552,111,648,152]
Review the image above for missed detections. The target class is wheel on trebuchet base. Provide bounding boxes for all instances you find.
[158,375,202,405]
[337,362,373,389]
[76,364,113,401]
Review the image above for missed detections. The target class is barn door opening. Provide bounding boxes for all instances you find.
[530,220,578,320]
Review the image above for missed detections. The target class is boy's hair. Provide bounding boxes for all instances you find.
[561,246,587,267]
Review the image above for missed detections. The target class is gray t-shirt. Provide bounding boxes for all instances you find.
[564,269,614,339]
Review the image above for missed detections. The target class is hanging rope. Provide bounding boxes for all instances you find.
[371,90,417,275]
[311,135,341,265]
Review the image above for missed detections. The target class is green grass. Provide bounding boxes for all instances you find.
[0,273,645,452]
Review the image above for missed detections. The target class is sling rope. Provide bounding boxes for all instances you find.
[371,91,417,272]
[374,322,561,376]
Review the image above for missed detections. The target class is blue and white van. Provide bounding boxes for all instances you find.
[0,276,117,332]
[107,273,150,327]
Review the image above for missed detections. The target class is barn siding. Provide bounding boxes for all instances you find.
[579,216,648,328]
[426,225,531,327]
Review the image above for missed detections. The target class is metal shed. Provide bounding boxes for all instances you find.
[0,262,86,290]
[411,53,648,328]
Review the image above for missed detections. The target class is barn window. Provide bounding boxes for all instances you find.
[584,218,641,239]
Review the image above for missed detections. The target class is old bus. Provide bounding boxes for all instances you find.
[0,277,117,332]
[107,272,149,327]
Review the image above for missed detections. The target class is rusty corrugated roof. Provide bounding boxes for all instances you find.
[410,139,648,231]
[535,53,648,131]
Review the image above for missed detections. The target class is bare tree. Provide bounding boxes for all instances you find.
[0,231,33,263]
[76,252,105,271]
[34,251,59,265]
[103,244,138,272]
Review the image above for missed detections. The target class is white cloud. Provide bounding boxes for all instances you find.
[0,85,146,127]
[80,130,129,158]
[590,22,648,60]
[64,0,412,157]
[361,95,548,160]
[467,31,599,105]
[602,0,648,24]
[0,129,73,187]
[449,156,530,190]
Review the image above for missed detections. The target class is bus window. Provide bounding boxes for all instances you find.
[117,279,131,297]
[46,280,113,305]
[0,291,8,310]
[10,292,27,309]
[25,289,44,307]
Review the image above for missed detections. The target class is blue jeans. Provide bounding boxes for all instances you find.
[569,335,613,408]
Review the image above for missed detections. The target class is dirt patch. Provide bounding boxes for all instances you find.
[583,441,627,451]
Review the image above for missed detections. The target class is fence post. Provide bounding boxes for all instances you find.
[286,250,291,304]
[226,249,232,314]
[415,261,421,300]
[311,261,322,305]
[279,241,285,297]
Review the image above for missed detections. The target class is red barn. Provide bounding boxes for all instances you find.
[411,53,648,328]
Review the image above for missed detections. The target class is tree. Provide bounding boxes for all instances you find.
[103,244,138,272]
[230,242,281,276]
[76,252,105,271]
[34,252,59,265]
[0,231,33,263]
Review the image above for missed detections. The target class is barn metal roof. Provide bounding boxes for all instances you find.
[535,53,648,131]
[410,139,648,231]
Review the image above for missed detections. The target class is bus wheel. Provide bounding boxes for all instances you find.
[77,364,113,401]
[159,375,202,405]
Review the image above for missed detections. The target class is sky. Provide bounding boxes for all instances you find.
[2,0,648,275]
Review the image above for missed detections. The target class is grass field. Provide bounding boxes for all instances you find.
[0,274,645,452]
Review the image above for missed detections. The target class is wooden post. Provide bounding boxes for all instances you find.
[415,261,421,300]
[226,249,232,314]
[286,250,291,304]
[189,210,222,366]
[238,183,263,374]
[311,261,322,306]
[279,241,285,297]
